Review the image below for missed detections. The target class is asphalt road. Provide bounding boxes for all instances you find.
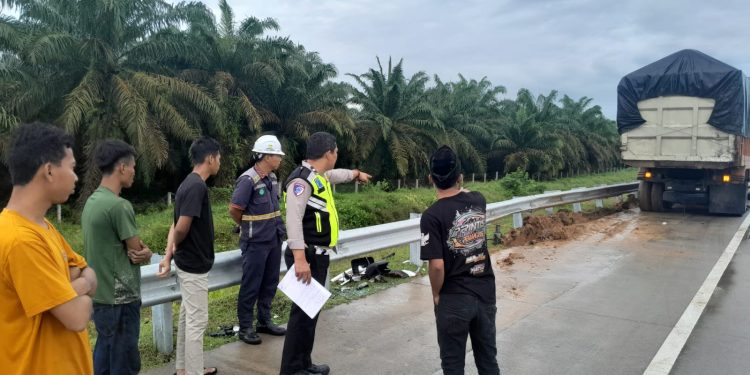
[143,208,747,375]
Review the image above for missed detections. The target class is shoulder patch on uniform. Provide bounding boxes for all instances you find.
[421,232,430,246]
[293,183,305,196]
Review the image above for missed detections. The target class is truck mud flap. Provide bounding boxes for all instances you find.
[709,184,748,215]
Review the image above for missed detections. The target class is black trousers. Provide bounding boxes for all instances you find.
[435,293,500,375]
[279,246,330,375]
[237,236,282,329]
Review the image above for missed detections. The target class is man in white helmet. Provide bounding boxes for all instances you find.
[229,134,287,345]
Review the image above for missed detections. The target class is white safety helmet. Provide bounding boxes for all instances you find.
[252,135,285,156]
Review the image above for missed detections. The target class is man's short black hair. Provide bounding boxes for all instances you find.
[306,132,337,159]
[7,122,74,186]
[189,136,221,165]
[430,145,461,190]
[94,139,136,175]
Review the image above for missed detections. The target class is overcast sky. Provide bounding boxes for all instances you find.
[199,0,750,119]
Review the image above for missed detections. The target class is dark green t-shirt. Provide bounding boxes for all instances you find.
[82,187,140,304]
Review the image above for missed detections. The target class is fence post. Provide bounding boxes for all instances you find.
[151,254,174,354]
[483,173,487,183]
[56,204,62,223]
[333,184,336,193]
[416,179,419,189]
[495,171,499,180]
[397,179,401,190]
[472,173,475,183]
[355,181,359,193]
[409,213,422,267]
[167,192,172,206]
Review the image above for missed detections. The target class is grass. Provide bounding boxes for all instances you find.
[61,168,636,369]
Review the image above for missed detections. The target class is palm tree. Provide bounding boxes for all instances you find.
[348,57,441,179]
[427,74,506,175]
[175,0,284,182]
[491,106,562,176]
[247,44,355,176]
[0,0,221,195]
[556,95,620,172]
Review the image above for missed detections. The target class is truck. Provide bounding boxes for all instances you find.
[617,49,750,215]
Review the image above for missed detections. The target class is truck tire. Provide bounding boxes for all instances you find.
[651,183,665,212]
[639,181,652,212]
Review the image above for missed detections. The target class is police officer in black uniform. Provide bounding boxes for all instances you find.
[279,132,371,375]
[230,135,287,345]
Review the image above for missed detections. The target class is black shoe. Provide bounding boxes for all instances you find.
[307,364,330,375]
[238,328,262,345]
[256,321,286,336]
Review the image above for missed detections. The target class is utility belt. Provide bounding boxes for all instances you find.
[241,210,281,222]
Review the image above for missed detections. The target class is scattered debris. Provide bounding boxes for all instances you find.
[208,325,238,338]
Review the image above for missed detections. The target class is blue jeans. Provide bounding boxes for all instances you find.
[92,301,141,375]
[435,294,500,375]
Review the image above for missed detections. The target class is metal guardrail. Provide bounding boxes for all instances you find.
[140,182,638,308]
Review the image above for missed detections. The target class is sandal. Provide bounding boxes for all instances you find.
[174,369,218,375]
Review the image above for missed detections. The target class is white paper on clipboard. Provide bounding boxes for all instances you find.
[277,264,331,318]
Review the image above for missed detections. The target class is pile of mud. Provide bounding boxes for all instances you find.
[501,195,638,247]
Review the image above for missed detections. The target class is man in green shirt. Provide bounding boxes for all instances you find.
[82,140,152,375]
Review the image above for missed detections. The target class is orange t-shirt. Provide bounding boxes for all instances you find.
[0,209,93,374]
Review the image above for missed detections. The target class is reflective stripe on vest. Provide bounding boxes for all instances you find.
[242,211,281,221]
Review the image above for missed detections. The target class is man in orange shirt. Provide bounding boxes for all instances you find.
[0,122,97,374]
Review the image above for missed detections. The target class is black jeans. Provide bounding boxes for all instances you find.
[238,236,282,329]
[435,294,500,375]
[92,300,142,375]
[279,246,330,375]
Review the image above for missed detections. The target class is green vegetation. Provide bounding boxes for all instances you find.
[0,0,622,208]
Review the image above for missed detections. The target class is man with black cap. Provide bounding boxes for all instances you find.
[280,131,371,375]
[420,145,500,375]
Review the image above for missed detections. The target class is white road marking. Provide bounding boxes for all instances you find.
[644,212,750,375]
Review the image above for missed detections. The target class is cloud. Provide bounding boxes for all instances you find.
[200,0,750,118]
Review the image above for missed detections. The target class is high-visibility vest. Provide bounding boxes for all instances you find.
[285,165,340,247]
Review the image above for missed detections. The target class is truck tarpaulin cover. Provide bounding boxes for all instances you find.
[617,49,750,136]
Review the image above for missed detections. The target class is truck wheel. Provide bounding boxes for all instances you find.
[651,183,665,212]
[639,181,652,212]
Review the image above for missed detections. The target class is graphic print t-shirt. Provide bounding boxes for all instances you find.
[420,191,495,304]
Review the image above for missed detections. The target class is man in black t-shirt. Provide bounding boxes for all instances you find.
[420,145,500,375]
[158,137,221,375]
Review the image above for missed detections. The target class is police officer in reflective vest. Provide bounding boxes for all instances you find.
[229,135,288,345]
[279,132,371,375]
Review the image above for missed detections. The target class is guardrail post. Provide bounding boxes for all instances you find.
[56,204,62,223]
[355,181,359,193]
[472,173,475,183]
[415,179,419,189]
[333,184,336,193]
[572,188,583,212]
[151,254,174,354]
[483,173,487,183]
[167,192,172,206]
[595,185,605,208]
[495,171,499,180]
[544,190,561,214]
[512,212,523,229]
[409,213,422,266]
